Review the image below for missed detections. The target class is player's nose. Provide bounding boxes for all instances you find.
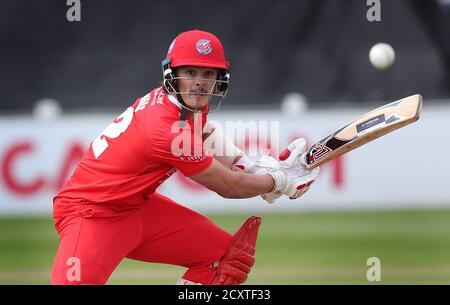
[194,78,206,88]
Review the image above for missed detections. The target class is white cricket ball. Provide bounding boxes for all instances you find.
[369,43,396,70]
[33,98,62,121]
[281,92,308,116]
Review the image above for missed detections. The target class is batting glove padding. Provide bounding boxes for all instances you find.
[233,155,284,204]
[271,166,320,199]
[269,137,320,200]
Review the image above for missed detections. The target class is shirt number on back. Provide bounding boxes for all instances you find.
[92,106,134,158]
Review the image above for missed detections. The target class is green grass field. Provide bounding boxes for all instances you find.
[1,209,450,284]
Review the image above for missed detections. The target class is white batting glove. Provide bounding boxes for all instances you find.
[252,156,284,203]
[269,164,320,199]
[269,138,320,200]
[233,154,281,174]
[233,155,283,204]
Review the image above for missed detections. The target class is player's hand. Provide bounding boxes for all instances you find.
[269,138,320,200]
[278,137,308,168]
[252,156,284,204]
[232,154,278,174]
[233,137,319,202]
[270,164,320,199]
[233,155,283,204]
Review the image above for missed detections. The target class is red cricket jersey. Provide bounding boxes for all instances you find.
[54,87,212,213]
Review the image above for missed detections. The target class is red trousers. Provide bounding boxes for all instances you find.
[51,193,232,284]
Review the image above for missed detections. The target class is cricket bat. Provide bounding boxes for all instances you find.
[281,94,422,170]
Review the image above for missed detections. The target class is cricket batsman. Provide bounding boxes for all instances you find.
[51,29,320,285]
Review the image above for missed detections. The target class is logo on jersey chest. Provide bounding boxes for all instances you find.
[179,154,207,162]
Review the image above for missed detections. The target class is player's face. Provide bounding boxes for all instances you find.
[175,66,219,110]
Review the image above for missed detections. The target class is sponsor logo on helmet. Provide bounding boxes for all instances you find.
[168,38,176,54]
[196,39,212,55]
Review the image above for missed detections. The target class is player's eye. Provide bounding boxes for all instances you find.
[186,70,196,77]
[204,71,215,78]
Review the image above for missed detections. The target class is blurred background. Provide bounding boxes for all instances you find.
[1,0,450,284]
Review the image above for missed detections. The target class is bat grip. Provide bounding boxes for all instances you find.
[300,152,318,170]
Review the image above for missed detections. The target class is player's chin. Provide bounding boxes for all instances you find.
[187,95,209,109]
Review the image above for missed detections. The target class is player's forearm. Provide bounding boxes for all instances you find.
[222,171,274,199]
[203,122,243,170]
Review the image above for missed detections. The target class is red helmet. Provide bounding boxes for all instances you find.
[162,30,230,115]
[165,30,229,69]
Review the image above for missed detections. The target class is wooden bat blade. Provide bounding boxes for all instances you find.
[302,94,422,169]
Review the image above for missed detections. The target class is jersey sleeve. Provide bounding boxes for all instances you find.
[150,129,213,177]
